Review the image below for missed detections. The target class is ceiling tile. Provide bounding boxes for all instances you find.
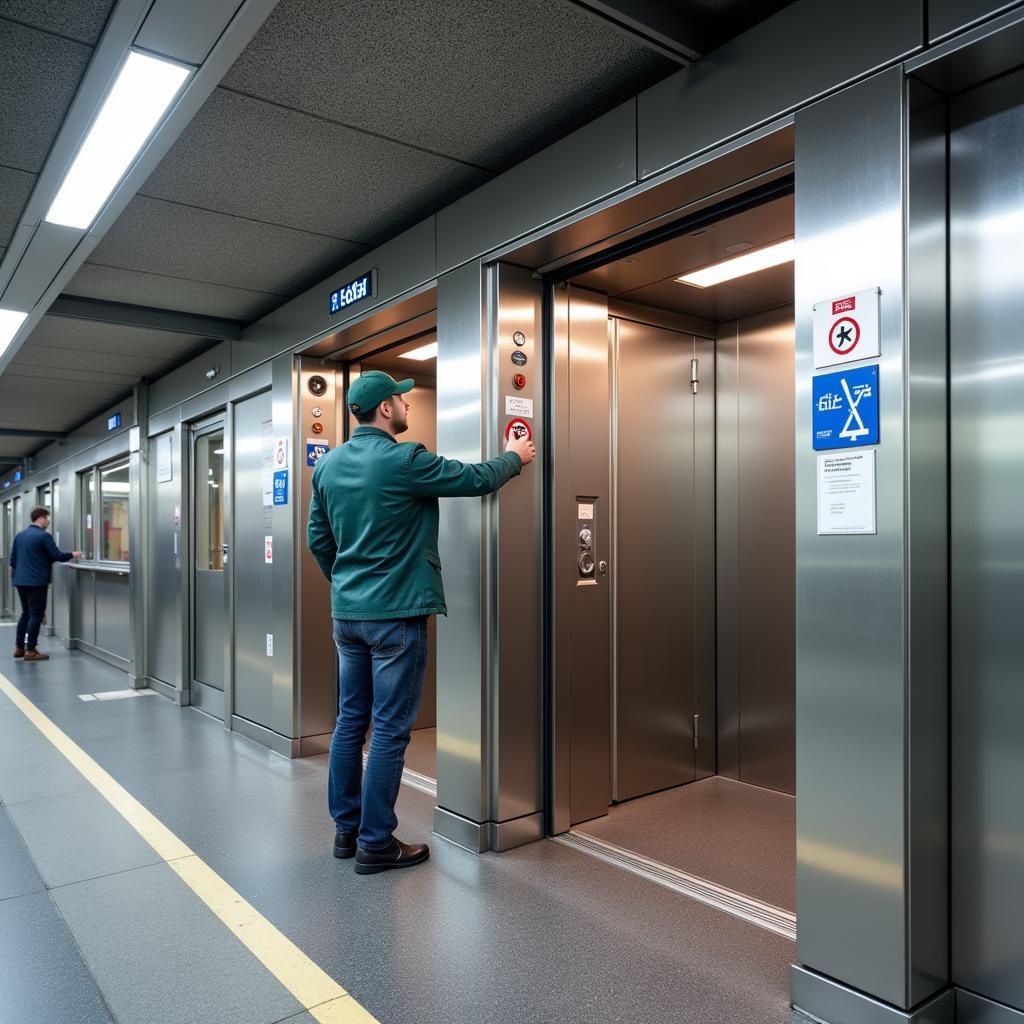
[0,19,91,172]
[66,262,280,322]
[90,195,370,297]
[0,165,35,248]
[140,88,492,244]
[0,1,115,45]
[220,0,675,171]
[24,316,212,363]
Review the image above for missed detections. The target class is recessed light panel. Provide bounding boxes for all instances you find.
[677,238,795,288]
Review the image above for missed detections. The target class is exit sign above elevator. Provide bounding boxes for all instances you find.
[328,270,376,316]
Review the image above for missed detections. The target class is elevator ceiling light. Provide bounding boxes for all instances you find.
[401,342,438,361]
[0,309,29,357]
[45,51,190,230]
[676,238,795,288]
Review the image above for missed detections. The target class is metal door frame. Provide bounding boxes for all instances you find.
[187,411,231,723]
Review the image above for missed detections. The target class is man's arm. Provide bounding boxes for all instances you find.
[306,477,336,581]
[408,446,522,498]
[43,532,74,563]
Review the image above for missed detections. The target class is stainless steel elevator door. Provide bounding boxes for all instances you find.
[1,501,12,616]
[191,420,227,717]
[950,70,1024,1013]
[613,318,711,801]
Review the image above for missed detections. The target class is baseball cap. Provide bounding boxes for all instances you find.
[347,370,415,415]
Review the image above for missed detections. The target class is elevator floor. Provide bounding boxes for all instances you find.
[405,727,436,778]
[0,640,802,1024]
[574,776,796,912]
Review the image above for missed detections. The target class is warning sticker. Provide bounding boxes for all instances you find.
[813,288,880,368]
[505,418,532,443]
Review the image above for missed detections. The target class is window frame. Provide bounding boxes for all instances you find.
[79,458,131,566]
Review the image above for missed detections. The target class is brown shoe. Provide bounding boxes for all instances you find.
[13,648,25,658]
[23,650,49,661]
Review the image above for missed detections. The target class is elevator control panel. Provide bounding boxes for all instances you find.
[576,499,597,584]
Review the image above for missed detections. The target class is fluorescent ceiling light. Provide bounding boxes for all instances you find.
[45,51,190,230]
[0,309,29,357]
[676,238,795,288]
[401,342,438,361]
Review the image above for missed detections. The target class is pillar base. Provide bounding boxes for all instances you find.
[791,966,954,1024]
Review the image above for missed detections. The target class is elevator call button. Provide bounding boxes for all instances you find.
[512,373,527,390]
[513,331,526,346]
[505,418,532,443]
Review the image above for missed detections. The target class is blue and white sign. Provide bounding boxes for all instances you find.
[272,469,289,505]
[107,412,122,431]
[328,270,374,316]
[812,365,879,450]
[306,441,330,467]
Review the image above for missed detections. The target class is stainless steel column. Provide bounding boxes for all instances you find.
[790,67,951,1022]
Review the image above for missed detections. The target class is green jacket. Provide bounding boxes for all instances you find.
[307,426,522,619]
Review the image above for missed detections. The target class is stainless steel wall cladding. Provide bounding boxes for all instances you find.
[928,0,1022,42]
[716,309,796,795]
[950,69,1024,1017]
[792,66,948,1013]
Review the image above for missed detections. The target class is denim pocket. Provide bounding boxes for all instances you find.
[362,620,407,657]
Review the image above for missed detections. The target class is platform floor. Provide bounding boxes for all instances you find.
[575,776,796,911]
[0,634,807,1024]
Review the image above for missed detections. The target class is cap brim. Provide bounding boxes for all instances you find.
[394,379,415,394]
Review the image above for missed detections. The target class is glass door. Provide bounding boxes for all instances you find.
[191,418,228,718]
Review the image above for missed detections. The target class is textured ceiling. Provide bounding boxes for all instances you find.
[1,0,795,460]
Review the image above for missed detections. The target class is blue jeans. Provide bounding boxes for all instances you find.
[16,586,48,650]
[328,617,428,850]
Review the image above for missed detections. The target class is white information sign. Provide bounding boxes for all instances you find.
[266,633,274,657]
[578,503,594,520]
[817,450,877,535]
[274,438,289,471]
[505,395,534,419]
[813,288,881,368]
[155,434,173,483]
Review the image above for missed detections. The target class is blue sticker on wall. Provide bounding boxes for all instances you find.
[272,469,289,505]
[306,442,330,467]
[812,364,879,450]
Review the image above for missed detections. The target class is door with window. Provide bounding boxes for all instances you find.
[191,418,228,718]
[1,500,12,616]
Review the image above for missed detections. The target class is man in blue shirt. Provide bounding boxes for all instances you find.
[9,506,81,661]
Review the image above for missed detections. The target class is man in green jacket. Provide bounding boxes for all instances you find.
[308,370,535,874]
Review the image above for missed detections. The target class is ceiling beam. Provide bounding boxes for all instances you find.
[0,0,279,376]
[0,429,68,439]
[48,295,243,340]
[566,1,704,64]
[0,457,25,466]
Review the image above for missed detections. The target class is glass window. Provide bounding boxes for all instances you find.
[195,433,224,571]
[37,483,51,510]
[100,461,130,562]
[81,471,95,560]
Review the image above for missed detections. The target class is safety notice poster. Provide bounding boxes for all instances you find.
[817,450,876,535]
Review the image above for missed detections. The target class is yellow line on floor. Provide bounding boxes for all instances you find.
[0,672,379,1024]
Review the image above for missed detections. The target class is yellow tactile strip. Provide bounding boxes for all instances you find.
[0,673,379,1024]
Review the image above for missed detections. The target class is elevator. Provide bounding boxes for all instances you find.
[548,188,797,898]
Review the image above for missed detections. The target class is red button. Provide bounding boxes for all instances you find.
[513,373,527,390]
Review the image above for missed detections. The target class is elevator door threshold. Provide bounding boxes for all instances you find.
[553,831,795,941]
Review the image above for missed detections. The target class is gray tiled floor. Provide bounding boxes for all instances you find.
[0,647,798,1024]
[0,806,45,901]
[576,775,797,910]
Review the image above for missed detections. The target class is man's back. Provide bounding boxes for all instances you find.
[10,524,67,587]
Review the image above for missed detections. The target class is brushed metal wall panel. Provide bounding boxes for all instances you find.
[928,0,1023,41]
[638,0,922,179]
[736,307,795,794]
[613,318,696,800]
[148,429,181,687]
[94,572,132,661]
[950,70,1024,1013]
[231,390,276,730]
[794,68,911,1006]
[194,570,226,691]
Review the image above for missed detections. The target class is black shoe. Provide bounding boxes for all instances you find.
[354,838,430,875]
[333,831,357,859]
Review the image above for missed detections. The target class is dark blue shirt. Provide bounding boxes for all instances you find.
[9,524,73,587]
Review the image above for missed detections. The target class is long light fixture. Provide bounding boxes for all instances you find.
[0,309,29,358]
[401,341,438,361]
[676,238,795,288]
[46,51,190,230]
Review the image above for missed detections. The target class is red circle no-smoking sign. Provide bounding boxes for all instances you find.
[828,316,860,356]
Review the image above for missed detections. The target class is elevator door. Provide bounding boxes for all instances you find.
[191,418,228,717]
[613,317,715,801]
[950,70,1024,1015]
[1,500,12,616]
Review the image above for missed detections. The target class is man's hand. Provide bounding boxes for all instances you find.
[507,435,536,466]
[72,551,84,559]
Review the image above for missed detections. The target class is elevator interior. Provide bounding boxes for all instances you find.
[551,188,796,907]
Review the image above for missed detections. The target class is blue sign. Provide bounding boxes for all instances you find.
[13,470,22,481]
[306,442,330,467]
[107,412,122,431]
[813,365,879,450]
[329,270,374,316]
[272,469,289,506]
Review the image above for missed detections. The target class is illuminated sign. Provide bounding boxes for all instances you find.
[328,270,375,316]
[107,413,122,431]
